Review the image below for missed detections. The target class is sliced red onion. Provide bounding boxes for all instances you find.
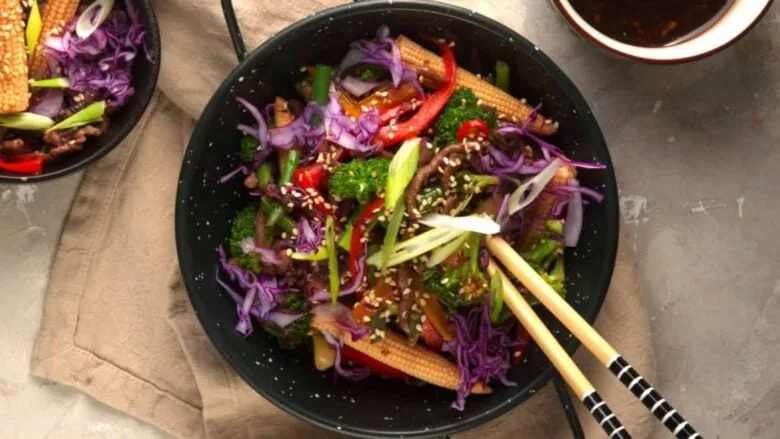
[340,76,383,98]
[28,89,64,118]
[564,182,584,247]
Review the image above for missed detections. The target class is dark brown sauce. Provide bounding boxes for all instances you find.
[569,0,733,47]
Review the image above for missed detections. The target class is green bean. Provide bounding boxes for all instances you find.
[256,163,273,187]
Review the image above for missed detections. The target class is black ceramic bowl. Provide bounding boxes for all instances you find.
[176,1,619,437]
[0,0,161,183]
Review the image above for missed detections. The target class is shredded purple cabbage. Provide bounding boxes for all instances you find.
[217,246,299,336]
[236,98,325,152]
[496,123,606,170]
[295,218,324,254]
[337,25,422,95]
[44,8,145,110]
[450,298,519,411]
[480,145,548,184]
[323,91,381,153]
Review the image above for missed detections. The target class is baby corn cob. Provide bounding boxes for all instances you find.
[29,0,80,79]
[273,97,293,127]
[0,0,30,113]
[396,35,558,136]
[313,321,491,394]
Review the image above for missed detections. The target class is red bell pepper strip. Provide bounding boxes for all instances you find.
[511,325,530,365]
[293,164,332,217]
[342,344,407,379]
[456,119,489,142]
[375,42,457,147]
[348,197,385,277]
[379,99,422,126]
[292,163,325,188]
[0,156,44,174]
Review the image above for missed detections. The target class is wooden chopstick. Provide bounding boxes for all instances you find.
[487,260,631,439]
[486,236,701,439]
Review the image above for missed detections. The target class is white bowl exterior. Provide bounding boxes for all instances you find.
[557,0,771,61]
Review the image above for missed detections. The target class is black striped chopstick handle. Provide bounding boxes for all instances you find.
[609,356,700,438]
[582,391,631,438]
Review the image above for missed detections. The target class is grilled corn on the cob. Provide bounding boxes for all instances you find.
[29,0,80,79]
[312,320,491,394]
[0,0,30,113]
[396,35,558,136]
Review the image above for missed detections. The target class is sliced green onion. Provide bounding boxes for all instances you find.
[76,0,115,39]
[489,271,504,324]
[385,137,420,209]
[325,216,339,304]
[30,78,70,89]
[507,158,563,215]
[290,246,327,261]
[381,200,405,274]
[495,61,510,92]
[26,0,42,55]
[0,113,54,131]
[367,227,464,268]
[47,101,106,132]
[337,225,352,252]
[545,219,564,235]
[419,213,501,235]
[426,231,470,268]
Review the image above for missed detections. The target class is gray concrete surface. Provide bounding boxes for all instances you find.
[0,1,778,438]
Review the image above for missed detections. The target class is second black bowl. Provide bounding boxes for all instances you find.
[0,0,161,183]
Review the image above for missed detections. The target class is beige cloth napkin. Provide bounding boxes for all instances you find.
[32,1,657,437]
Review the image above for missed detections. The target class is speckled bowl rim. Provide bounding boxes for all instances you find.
[176,1,619,437]
[551,0,775,64]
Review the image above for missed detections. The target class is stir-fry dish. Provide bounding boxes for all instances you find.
[0,0,146,175]
[217,27,605,410]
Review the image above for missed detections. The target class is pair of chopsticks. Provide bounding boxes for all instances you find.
[486,236,700,439]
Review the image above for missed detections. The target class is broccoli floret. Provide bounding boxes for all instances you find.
[229,205,261,273]
[522,237,566,297]
[264,312,312,350]
[422,267,483,314]
[433,88,497,147]
[278,291,307,313]
[329,157,390,203]
[350,64,390,82]
[263,291,312,350]
[239,135,260,162]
